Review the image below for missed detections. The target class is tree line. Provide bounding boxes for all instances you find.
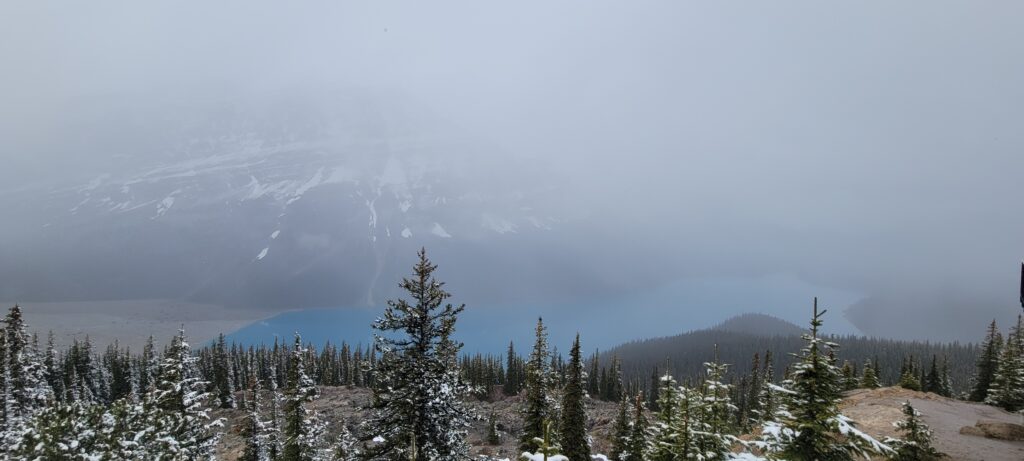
[0,248,1016,460]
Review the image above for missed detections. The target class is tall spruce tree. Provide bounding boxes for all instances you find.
[282,333,327,461]
[970,319,1003,402]
[214,333,236,409]
[363,249,470,461]
[623,393,648,461]
[559,334,589,461]
[609,395,631,461]
[647,375,682,461]
[520,317,555,453]
[0,304,51,450]
[148,328,221,460]
[240,375,269,461]
[985,315,1024,411]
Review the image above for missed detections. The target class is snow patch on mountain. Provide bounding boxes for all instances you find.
[482,214,517,234]
[431,223,451,238]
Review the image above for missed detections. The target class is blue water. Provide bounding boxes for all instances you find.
[225,274,863,354]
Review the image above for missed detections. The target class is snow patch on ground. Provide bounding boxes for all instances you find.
[270,230,281,239]
[256,248,269,260]
[401,228,412,238]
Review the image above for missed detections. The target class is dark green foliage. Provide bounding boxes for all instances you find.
[282,333,325,461]
[774,299,885,461]
[214,333,236,409]
[985,315,1024,411]
[860,359,881,389]
[623,393,647,461]
[886,402,942,461]
[970,320,1003,402]
[363,249,470,461]
[609,396,630,461]
[520,317,555,453]
[559,334,589,461]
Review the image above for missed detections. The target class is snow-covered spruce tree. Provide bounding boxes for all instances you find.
[1,304,52,450]
[9,399,107,459]
[139,335,159,393]
[334,420,359,461]
[521,317,556,453]
[363,249,471,461]
[622,393,648,461]
[214,333,236,409]
[559,333,590,461]
[754,349,780,425]
[860,359,881,389]
[43,331,64,404]
[240,375,270,461]
[985,315,1024,411]
[969,319,1003,402]
[884,401,942,461]
[647,374,682,461]
[696,352,736,461]
[759,298,889,461]
[148,328,222,460]
[267,366,285,461]
[609,395,631,461]
[283,332,328,461]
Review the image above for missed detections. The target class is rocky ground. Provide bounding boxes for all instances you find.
[841,387,1024,461]
[214,386,1024,460]
[214,386,621,460]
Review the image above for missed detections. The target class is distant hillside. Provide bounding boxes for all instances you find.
[711,313,804,337]
[603,320,978,394]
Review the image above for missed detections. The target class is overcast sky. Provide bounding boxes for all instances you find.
[2,1,1023,338]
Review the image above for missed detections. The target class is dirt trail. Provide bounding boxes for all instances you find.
[841,387,1024,461]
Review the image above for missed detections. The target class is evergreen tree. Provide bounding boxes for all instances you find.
[148,328,222,460]
[840,361,858,391]
[696,351,735,461]
[923,355,943,394]
[334,421,359,461]
[282,333,327,461]
[860,359,881,389]
[487,412,501,445]
[214,333,236,409]
[985,315,1024,411]
[267,366,284,461]
[559,334,589,461]
[760,298,889,461]
[1,304,51,449]
[520,317,555,453]
[363,249,470,461]
[884,401,942,461]
[647,375,681,461]
[970,319,1003,402]
[622,393,648,461]
[505,341,521,396]
[609,395,631,461]
[240,375,269,461]
[139,335,159,393]
[42,332,64,404]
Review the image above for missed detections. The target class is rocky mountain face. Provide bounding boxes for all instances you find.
[0,92,569,310]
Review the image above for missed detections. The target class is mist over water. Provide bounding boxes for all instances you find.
[2,1,1023,344]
